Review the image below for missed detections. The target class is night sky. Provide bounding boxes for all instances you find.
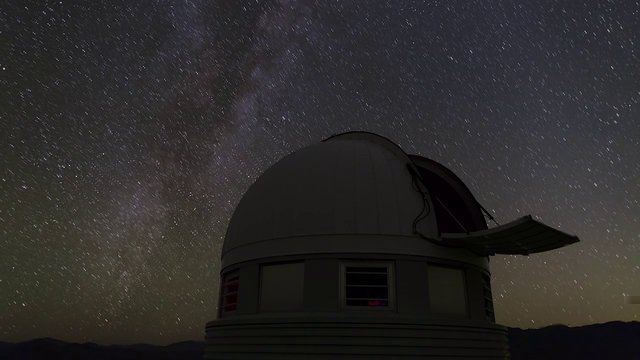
[2,0,639,345]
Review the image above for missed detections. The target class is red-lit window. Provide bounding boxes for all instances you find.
[342,262,394,308]
[220,272,239,314]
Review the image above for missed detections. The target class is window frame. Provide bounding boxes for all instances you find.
[219,270,239,317]
[339,261,395,311]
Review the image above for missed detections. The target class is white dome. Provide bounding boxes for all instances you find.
[222,132,438,256]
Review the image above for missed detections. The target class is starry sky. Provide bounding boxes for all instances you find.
[2,0,639,345]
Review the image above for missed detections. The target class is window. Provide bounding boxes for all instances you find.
[341,262,393,308]
[260,262,304,312]
[428,265,467,315]
[220,271,239,315]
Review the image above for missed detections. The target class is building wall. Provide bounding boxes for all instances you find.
[217,253,492,322]
[396,260,430,316]
[304,258,340,312]
[208,253,507,359]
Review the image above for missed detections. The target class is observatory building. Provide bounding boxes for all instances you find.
[205,131,579,359]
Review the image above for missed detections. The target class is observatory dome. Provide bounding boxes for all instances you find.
[224,133,432,249]
[222,132,489,268]
[207,131,580,359]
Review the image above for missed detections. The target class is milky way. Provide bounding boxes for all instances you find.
[2,1,639,344]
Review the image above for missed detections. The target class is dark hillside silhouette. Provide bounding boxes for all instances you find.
[1,321,638,359]
[508,321,640,360]
[0,338,202,360]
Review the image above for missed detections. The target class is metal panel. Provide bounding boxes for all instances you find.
[440,215,579,256]
[428,265,468,316]
[259,262,305,312]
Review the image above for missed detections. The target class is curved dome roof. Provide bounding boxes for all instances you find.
[222,132,438,256]
[221,131,579,266]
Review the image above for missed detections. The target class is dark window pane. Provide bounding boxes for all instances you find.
[346,286,388,299]
[260,262,305,312]
[346,273,387,285]
[346,267,387,273]
[344,265,390,307]
[346,299,388,306]
[346,299,368,306]
[428,266,466,315]
[225,294,237,304]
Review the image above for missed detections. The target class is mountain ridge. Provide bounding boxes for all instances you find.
[2,321,638,359]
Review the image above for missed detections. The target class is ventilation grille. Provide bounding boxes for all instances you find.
[482,273,495,322]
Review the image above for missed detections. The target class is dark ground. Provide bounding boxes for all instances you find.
[2,321,638,359]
